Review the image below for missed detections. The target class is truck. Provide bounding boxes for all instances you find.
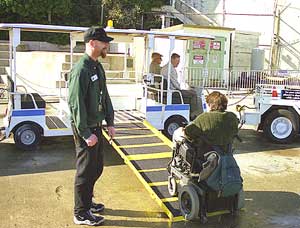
[238,83,300,143]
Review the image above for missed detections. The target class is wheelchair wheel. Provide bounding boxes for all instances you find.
[163,116,187,139]
[167,176,178,197]
[179,184,200,220]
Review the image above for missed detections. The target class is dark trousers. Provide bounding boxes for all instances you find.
[71,123,104,215]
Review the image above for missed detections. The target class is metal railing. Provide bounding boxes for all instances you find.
[185,68,300,93]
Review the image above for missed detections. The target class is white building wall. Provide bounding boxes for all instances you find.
[187,0,300,69]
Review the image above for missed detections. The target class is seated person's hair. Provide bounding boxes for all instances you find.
[206,91,228,111]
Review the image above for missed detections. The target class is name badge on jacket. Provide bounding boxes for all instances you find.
[91,74,98,82]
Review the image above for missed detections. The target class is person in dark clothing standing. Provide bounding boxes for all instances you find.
[68,27,115,226]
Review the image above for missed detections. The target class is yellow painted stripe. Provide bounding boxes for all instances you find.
[143,120,173,148]
[148,181,168,187]
[113,134,156,139]
[127,152,171,160]
[119,142,165,149]
[161,197,178,202]
[172,216,184,222]
[207,210,230,217]
[102,129,176,221]
[138,168,167,173]
[207,208,245,217]
[116,127,148,130]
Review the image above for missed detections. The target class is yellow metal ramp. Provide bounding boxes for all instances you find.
[102,110,184,221]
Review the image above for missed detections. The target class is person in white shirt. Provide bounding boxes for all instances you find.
[161,53,181,90]
[161,53,202,119]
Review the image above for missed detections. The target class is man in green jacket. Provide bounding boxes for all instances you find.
[184,91,239,153]
[68,27,115,226]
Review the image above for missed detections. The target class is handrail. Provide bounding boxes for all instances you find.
[10,92,38,109]
[172,0,219,26]
[16,85,28,93]
[144,84,184,104]
[279,36,300,59]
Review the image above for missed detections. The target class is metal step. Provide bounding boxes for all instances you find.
[46,116,67,129]
[0,59,9,66]
[0,68,7,74]
[64,54,83,63]
[0,43,9,51]
[0,51,9,59]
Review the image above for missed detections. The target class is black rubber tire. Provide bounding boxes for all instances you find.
[14,124,41,151]
[167,176,178,197]
[179,185,200,221]
[163,116,187,139]
[263,109,298,143]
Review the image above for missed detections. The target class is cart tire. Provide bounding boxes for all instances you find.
[163,116,187,139]
[14,124,41,150]
[263,109,298,143]
[167,176,178,197]
[179,185,200,221]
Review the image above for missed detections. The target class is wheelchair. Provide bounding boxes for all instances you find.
[167,128,245,222]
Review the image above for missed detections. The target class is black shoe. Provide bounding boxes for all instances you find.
[74,210,104,226]
[90,202,105,213]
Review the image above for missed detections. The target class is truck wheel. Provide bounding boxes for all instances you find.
[179,185,200,221]
[163,116,186,139]
[263,109,298,143]
[167,176,178,197]
[14,124,41,150]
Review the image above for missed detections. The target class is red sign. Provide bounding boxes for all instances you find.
[193,55,204,64]
[193,40,206,49]
[210,41,221,50]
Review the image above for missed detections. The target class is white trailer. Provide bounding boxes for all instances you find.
[0,23,214,150]
[238,84,300,143]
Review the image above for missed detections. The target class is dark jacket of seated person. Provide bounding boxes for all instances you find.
[184,91,239,154]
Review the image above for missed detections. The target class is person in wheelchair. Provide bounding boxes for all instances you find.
[184,91,239,155]
[169,91,243,221]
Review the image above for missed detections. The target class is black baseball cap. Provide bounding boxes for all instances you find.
[84,27,114,43]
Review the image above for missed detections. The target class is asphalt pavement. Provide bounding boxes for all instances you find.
[1,99,300,227]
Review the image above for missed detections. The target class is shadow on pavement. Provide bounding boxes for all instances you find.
[0,136,124,176]
[170,190,300,228]
[234,129,300,154]
[103,208,167,218]
[88,190,300,228]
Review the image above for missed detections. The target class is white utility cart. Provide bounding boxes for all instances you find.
[0,23,214,150]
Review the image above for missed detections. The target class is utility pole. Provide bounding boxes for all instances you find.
[271,9,280,70]
[222,0,226,26]
[100,3,104,26]
[270,0,279,70]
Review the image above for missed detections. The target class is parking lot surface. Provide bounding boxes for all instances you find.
[1,113,300,227]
